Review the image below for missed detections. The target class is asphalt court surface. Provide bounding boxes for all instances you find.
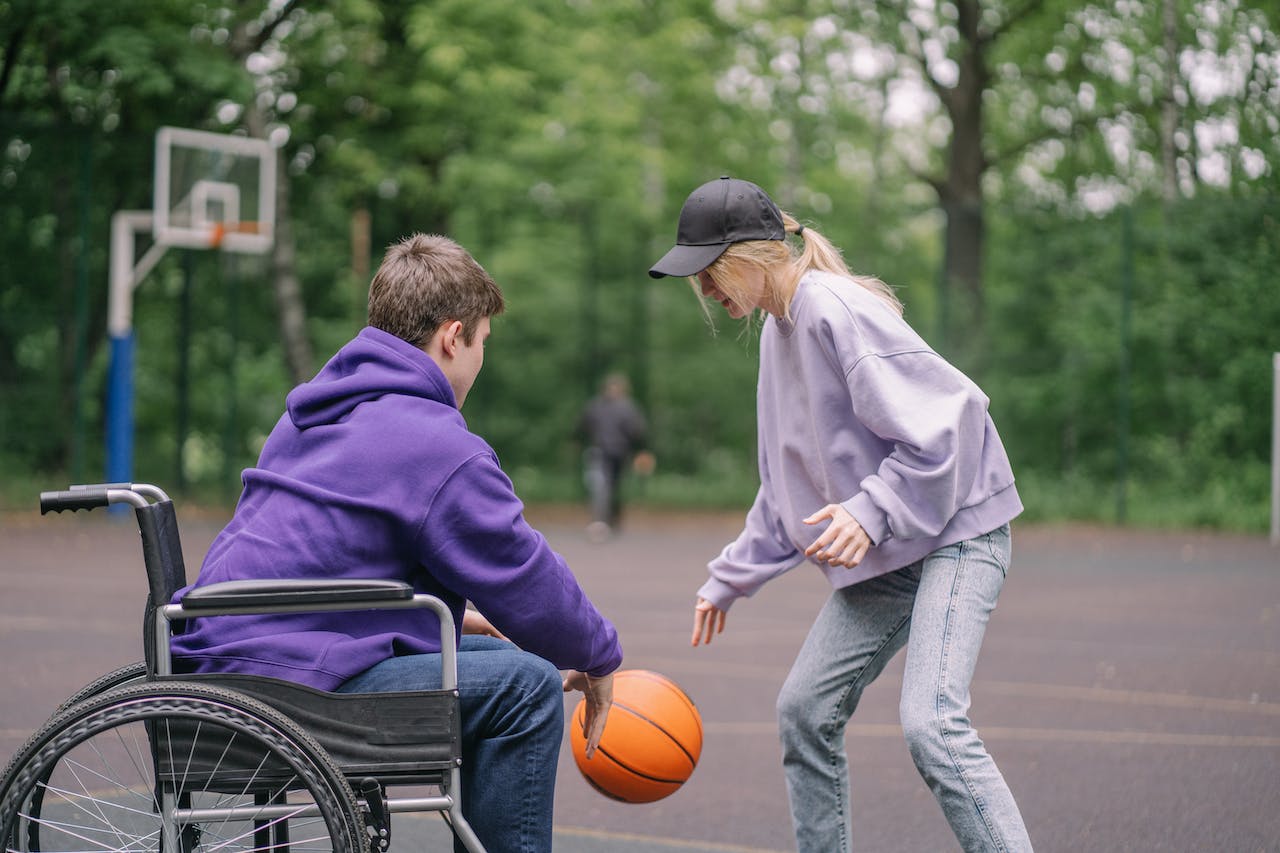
[2,504,1277,852]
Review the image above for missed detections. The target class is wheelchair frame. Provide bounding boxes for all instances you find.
[0,483,488,853]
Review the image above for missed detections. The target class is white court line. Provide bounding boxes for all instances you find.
[705,721,1280,748]
[642,657,1280,716]
[556,825,790,853]
[978,679,1280,716]
[394,811,792,852]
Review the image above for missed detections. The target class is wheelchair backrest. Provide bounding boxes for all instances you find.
[136,501,189,674]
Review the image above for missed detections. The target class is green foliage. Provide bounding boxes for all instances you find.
[1,0,1277,535]
[985,192,1279,530]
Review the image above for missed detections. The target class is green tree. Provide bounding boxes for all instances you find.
[1,0,1275,530]
[0,0,245,477]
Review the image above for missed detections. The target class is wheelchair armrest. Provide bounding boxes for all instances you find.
[181,578,414,610]
[161,582,459,691]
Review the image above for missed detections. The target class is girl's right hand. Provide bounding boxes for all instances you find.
[691,597,726,647]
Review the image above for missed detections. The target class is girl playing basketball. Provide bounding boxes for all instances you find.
[649,177,1033,853]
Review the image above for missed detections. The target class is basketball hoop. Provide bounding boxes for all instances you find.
[107,127,276,486]
[209,222,263,250]
[153,127,275,254]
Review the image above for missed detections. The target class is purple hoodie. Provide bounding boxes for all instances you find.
[171,327,622,690]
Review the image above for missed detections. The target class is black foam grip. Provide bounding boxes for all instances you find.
[40,488,110,514]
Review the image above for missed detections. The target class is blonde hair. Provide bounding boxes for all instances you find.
[689,212,902,320]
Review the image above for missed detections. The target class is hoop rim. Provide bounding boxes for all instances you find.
[207,221,263,250]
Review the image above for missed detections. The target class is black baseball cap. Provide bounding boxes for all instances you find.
[649,176,785,278]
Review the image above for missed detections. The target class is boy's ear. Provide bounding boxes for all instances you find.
[437,320,464,357]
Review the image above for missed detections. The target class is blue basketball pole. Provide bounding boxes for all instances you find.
[105,331,135,484]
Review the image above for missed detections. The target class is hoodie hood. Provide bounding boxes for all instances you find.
[287,327,456,430]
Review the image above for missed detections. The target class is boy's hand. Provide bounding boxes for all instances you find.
[563,670,614,758]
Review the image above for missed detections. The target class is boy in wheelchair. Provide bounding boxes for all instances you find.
[170,233,622,853]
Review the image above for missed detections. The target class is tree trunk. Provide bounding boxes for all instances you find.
[350,207,371,327]
[939,190,985,325]
[242,105,313,386]
[864,76,891,270]
[1160,0,1180,204]
[267,145,313,386]
[52,127,78,471]
[936,0,989,375]
[230,4,312,386]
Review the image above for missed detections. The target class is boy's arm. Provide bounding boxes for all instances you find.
[418,451,622,677]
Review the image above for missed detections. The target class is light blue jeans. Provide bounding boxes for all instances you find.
[776,525,1032,852]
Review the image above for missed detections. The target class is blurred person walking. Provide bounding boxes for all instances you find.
[650,177,1032,853]
[577,372,654,541]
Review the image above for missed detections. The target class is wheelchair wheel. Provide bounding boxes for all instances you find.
[54,661,149,712]
[0,681,366,853]
[13,661,154,847]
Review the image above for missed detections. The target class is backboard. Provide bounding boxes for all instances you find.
[153,127,275,254]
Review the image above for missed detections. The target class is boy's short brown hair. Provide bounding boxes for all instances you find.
[368,233,505,347]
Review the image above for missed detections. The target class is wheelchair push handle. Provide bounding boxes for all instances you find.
[40,488,111,514]
[40,482,171,513]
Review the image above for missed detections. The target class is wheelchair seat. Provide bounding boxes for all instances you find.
[156,674,460,785]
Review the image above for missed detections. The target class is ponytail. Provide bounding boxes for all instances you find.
[707,211,904,321]
[780,212,903,317]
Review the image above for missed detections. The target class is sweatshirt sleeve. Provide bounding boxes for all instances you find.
[417,452,622,677]
[840,351,989,544]
[700,484,804,611]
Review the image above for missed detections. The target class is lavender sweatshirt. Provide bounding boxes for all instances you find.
[172,327,622,689]
[698,272,1023,611]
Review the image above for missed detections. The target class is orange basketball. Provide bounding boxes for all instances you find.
[570,669,703,804]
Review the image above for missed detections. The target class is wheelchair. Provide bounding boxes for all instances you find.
[0,483,487,853]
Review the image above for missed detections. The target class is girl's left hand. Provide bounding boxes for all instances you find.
[691,597,727,647]
[803,504,872,568]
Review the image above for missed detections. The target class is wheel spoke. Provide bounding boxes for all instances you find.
[3,685,360,853]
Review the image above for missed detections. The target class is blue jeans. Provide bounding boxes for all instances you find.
[336,635,564,853]
[776,525,1032,852]
[583,447,626,527]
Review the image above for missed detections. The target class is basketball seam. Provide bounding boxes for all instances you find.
[623,671,703,737]
[611,700,699,769]
[594,741,687,785]
[582,770,631,802]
